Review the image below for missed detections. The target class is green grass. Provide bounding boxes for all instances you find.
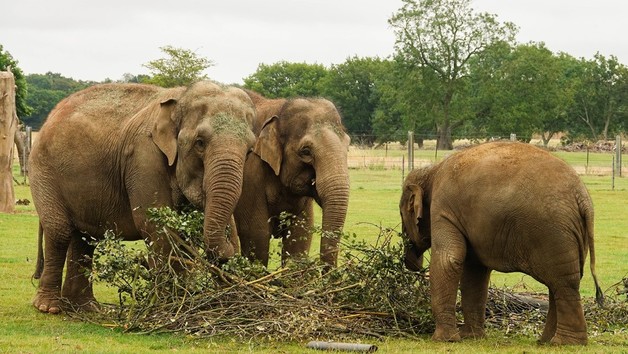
[1,158,627,353]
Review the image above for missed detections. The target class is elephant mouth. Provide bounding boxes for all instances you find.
[287,175,317,197]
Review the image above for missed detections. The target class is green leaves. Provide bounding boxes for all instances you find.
[0,45,33,119]
[243,61,328,98]
[88,231,152,304]
[142,46,214,88]
[23,72,93,129]
[389,0,518,148]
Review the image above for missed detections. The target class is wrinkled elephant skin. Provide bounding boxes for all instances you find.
[234,91,350,269]
[399,141,603,345]
[30,81,255,313]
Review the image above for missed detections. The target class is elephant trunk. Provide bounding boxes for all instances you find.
[203,151,245,262]
[404,243,424,271]
[316,167,350,268]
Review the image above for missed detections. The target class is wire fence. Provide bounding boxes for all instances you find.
[347,139,627,178]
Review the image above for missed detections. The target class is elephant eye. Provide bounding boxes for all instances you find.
[195,139,206,151]
[300,146,312,157]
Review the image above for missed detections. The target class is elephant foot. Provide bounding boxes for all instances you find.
[33,288,62,314]
[548,331,588,346]
[460,324,485,339]
[432,326,461,342]
[537,331,554,344]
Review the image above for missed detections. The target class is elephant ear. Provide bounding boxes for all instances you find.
[152,98,178,166]
[253,115,282,176]
[406,184,423,220]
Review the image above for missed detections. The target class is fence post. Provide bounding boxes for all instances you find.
[616,135,622,178]
[612,155,615,191]
[402,155,405,186]
[407,131,414,171]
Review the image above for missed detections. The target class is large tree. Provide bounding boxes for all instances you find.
[321,56,389,145]
[389,0,517,149]
[143,46,214,88]
[372,57,436,145]
[567,53,628,141]
[0,45,32,119]
[243,61,328,98]
[469,42,573,144]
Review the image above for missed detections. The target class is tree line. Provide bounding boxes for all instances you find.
[2,0,627,148]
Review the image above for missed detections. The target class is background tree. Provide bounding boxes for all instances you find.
[389,0,517,149]
[372,58,436,146]
[537,52,580,145]
[566,53,628,141]
[143,46,214,88]
[243,61,328,98]
[23,72,93,129]
[469,42,572,143]
[321,56,388,145]
[120,73,151,83]
[0,45,32,119]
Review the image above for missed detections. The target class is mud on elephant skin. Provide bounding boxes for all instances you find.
[234,90,350,269]
[399,141,603,345]
[30,81,256,314]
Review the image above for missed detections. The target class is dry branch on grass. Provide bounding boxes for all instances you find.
[69,208,627,342]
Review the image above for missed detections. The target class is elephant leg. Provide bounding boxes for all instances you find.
[238,212,271,267]
[33,222,72,314]
[234,190,272,266]
[539,291,556,343]
[429,223,467,342]
[550,285,587,345]
[241,232,271,267]
[460,257,490,339]
[282,230,312,266]
[228,216,241,255]
[61,234,99,312]
[281,208,313,266]
[535,254,587,345]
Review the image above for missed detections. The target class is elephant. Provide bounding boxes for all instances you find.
[233,90,350,269]
[29,81,256,314]
[399,141,603,345]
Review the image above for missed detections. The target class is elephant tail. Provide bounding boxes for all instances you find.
[33,223,44,280]
[583,201,604,307]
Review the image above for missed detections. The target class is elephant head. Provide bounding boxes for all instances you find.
[399,168,433,271]
[253,97,351,267]
[152,81,255,261]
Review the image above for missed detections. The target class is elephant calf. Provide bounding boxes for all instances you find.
[399,141,603,345]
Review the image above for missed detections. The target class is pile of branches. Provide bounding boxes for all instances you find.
[71,208,627,341]
[75,211,433,341]
[558,140,627,153]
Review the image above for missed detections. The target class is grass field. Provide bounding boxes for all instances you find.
[1,149,627,353]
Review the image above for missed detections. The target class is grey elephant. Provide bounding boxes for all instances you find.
[30,81,255,314]
[399,141,603,345]
[233,90,350,268]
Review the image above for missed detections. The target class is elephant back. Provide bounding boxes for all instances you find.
[40,84,164,132]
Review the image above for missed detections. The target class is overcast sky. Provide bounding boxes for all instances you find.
[2,0,626,85]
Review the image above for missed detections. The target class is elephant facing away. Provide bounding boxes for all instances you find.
[399,141,603,345]
[30,81,255,314]
[234,91,350,269]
